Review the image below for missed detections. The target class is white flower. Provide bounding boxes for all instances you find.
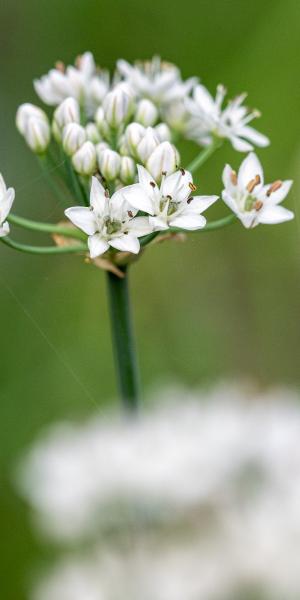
[124,122,145,155]
[222,153,294,228]
[163,99,190,134]
[16,103,49,135]
[119,156,136,184]
[97,149,121,181]
[0,174,15,237]
[54,97,80,131]
[135,98,158,126]
[65,177,153,258]
[122,165,218,231]
[72,141,97,176]
[136,127,160,162]
[85,123,101,144]
[34,52,110,116]
[146,141,179,182]
[23,116,51,153]
[154,122,171,142]
[117,56,197,107]
[186,84,270,152]
[62,123,86,156]
[102,85,134,128]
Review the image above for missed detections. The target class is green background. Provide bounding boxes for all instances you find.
[0,0,299,598]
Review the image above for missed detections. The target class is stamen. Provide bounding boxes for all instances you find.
[166,195,172,200]
[128,210,133,218]
[246,174,261,194]
[230,170,238,185]
[254,200,263,211]
[189,182,197,192]
[161,171,167,177]
[104,189,110,198]
[149,181,156,188]
[187,197,193,204]
[55,61,65,72]
[180,168,186,176]
[266,180,282,197]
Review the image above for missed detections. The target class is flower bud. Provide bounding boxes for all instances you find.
[136,127,160,162]
[85,123,101,143]
[135,99,158,127]
[24,116,51,153]
[54,97,80,130]
[95,142,110,163]
[164,100,188,133]
[62,123,86,156]
[94,106,110,139]
[98,148,121,181]
[117,134,130,156]
[119,156,136,184]
[146,141,180,182]
[102,85,134,128]
[72,141,96,176]
[125,123,145,155]
[155,123,171,142]
[16,103,48,135]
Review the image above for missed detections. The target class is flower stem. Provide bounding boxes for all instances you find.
[0,236,87,254]
[187,139,223,174]
[8,213,87,241]
[106,267,140,413]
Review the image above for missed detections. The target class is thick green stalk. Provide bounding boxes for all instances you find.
[187,139,223,174]
[0,236,87,254]
[106,267,140,413]
[8,213,87,241]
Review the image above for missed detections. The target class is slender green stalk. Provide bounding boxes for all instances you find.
[0,236,87,255]
[37,156,69,205]
[106,267,140,413]
[187,139,223,174]
[8,213,87,241]
[64,156,89,205]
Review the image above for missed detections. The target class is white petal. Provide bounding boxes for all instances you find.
[222,164,239,196]
[170,214,206,230]
[238,211,258,228]
[230,136,254,153]
[65,206,97,235]
[120,183,154,215]
[149,216,169,231]
[193,84,216,114]
[239,125,270,148]
[221,190,239,215]
[238,152,264,190]
[137,164,160,200]
[90,177,107,213]
[161,169,193,203]
[0,221,10,237]
[186,195,218,213]
[127,216,154,237]
[1,188,15,222]
[88,233,109,258]
[258,205,294,224]
[109,234,140,254]
[258,180,293,205]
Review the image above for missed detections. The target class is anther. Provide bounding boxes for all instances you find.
[230,170,238,185]
[128,210,133,218]
[187,197,193,204]
[246,174,261,194]
[254,200,263,211]
[266,180,282,197]
[180,168,186,176]
[149,181,156,188]
[189,182,197,191]
[161,171,167,177]
[55,61,65,73]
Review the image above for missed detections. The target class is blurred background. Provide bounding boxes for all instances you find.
[0,0,299,598]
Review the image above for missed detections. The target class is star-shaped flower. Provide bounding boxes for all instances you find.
[121,165,218,231]
[222,153,294,228]
[65,177,153,258]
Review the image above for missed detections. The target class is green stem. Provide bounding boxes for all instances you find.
[106,267,140,413]
[8,213,87,241]
[38,155,69,205]
[0,236,87,255]
[187,139,223,174]
[64,156,89,206]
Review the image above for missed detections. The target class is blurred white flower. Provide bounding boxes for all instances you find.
[222,152,294,228]
[119,156,136,184]
[85,123,101,144]
[65,176,153,258]
[0,174,15,237]
[186,84,270,151]
[72,141,97,176]
[136,127,160,162]
[124,122,146,155]
[154,122,171,142]
[16,103,49,135]
[53,98,80,142]
[121,165,218,231]
[117,56,197,107]
[23,116,51,154]
[135,98,158,127]
[62,123,86,156]
[34,52,110,116]
[102,85,134,129]
[97,149,121,181]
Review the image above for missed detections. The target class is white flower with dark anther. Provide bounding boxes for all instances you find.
[65,176,153,258]
[0,174,15,237]
[102,85,134,129]
[72,142,97,176]
[120,156,136,184]
[62,123,86,156]
[34,52,110,116]
[222,153,294,228]
[186,84,270,152]
[16,103,49,136]
[97,149,121,181]
[122,165,218,231]
[117,56,197,107]
[146,141,180,182]
[135,98,158,127]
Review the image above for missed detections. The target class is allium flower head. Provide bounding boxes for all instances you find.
[122,166,218,231]
[117,56,197,107]
[0,174,15,237]
[186,84,270,152]
[65,176,153,258]
[222,152,294,228]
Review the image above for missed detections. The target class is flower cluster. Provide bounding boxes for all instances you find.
[0,52,293,254]
[18,385,300,599]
